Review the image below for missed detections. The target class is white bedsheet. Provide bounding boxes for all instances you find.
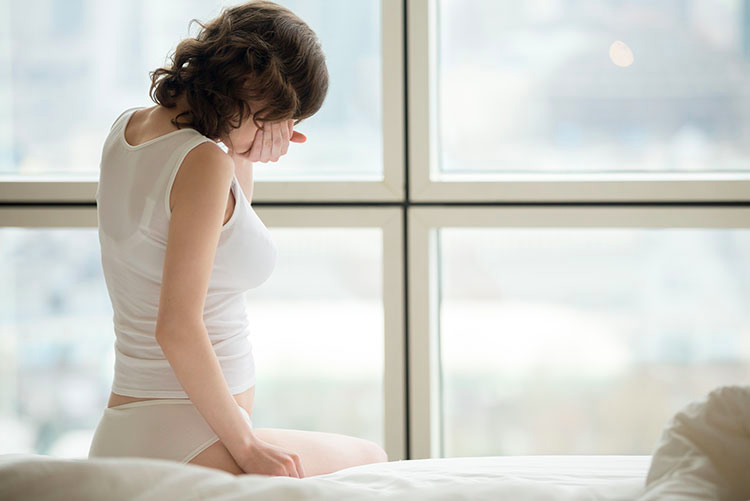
[0,453,649,500]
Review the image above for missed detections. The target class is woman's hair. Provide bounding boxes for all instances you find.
[149,0,328,143]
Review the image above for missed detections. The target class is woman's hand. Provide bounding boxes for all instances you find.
[230,119,306,164]
[233,434,305,478]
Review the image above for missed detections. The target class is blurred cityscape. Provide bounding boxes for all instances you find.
[439,228,750,456]
[438,0,750,174]
[0,0,382,179]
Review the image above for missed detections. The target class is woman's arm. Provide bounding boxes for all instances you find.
[157,323,253,453]
[155,142,254,459]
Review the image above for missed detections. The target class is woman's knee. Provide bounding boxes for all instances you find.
[250,428,387,475]
[361,439,388,464]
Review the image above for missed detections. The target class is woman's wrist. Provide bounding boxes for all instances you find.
[224,419,258,459]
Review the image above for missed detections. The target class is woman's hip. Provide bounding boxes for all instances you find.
[88,399,253,464]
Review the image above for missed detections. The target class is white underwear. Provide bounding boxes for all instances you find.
[87,399,253,464]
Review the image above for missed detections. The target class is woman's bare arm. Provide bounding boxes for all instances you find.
[154,142,254,459]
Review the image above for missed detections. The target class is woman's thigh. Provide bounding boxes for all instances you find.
[188,427,388,477]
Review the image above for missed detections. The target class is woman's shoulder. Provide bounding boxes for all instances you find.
[184,140,232,167]
[170,141,235,219]
[178,141,235,190]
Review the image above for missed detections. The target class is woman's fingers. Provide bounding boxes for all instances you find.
[248,128,263,162]
[270,121,282,162]
[290,456,302,478]
[289,464,300,478]
[246,119,303,164]
[260,122,273,162]
[292,453,305,478]
[280,119,290,156]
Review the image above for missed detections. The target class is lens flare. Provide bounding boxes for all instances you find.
[609,40,634,67]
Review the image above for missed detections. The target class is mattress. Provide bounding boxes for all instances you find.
[0,453,650,500]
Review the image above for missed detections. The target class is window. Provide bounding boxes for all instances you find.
[0,221,392,456]
[406,0,750,458]
[436,0,750,176]
[1,0,384,181]
[439,224,750,455]
[1,0,747,463]
[0,0,405,459]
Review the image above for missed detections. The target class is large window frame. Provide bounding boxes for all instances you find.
[407,0,750,203]
[1,0,749,462]
[407,205,750,458]
[0,0,405,203]
[0,204,407,460]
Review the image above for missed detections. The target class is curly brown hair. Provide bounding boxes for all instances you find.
[149,0,328,143]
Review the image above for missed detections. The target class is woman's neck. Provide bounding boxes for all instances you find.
[162,93,192,123]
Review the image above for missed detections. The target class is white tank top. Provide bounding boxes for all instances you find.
[96,106,277,398]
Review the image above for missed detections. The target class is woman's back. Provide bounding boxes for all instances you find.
[96,106,277,399]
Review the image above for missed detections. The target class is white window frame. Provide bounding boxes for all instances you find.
[0,0,405,203]
[3,0,750,463]
[407,206,750,459]
[0,205,408,461]
[406,0,750,203]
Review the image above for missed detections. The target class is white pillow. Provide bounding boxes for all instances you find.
[637,385,750,501]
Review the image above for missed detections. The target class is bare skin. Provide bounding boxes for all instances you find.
[107,97,388,476]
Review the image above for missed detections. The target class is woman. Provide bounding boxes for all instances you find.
[88,0,388,478]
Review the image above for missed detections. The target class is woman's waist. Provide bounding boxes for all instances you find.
[114,324,251,358]
[107,384,255,409]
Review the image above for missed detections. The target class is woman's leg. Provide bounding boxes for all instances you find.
[187,427,388,477]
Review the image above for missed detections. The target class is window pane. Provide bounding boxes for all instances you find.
[0,229,113,457]
[437,0,750,175]
[246,228,384,444]
[0,226,384,457]
[439,228,750,455]
[1,0,382,180]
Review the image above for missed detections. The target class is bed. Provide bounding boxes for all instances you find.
[2,385,748,500]
[0,453,650,500]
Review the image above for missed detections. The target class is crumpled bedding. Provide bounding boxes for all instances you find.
[0,453,650,501]
[638,385,750,501]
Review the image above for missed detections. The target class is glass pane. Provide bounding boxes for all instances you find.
[0,226,384,457]
[439,228,750,455]
[0,229,114,458]
[246,228,384,444]
[1,0,382,180]
[437,0,750,175]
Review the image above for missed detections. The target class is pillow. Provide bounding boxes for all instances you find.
[637,385,750,501]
